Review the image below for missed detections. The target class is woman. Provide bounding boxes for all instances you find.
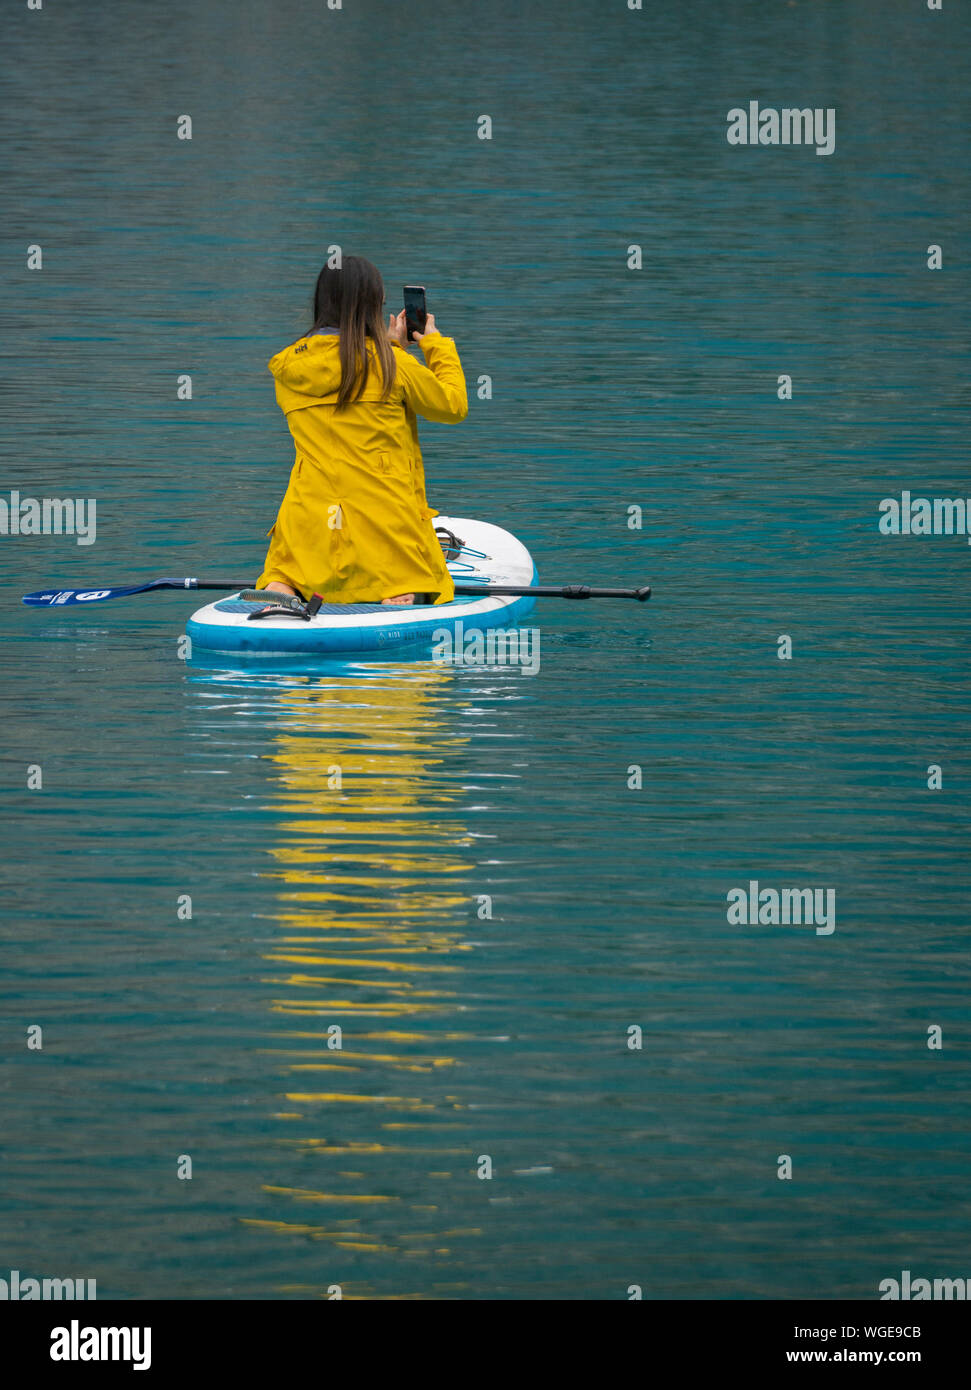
[256,256,467,606]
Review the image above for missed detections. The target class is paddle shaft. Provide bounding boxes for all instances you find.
[453,583,650,601]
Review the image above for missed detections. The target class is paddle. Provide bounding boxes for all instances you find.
[23,578,651,607]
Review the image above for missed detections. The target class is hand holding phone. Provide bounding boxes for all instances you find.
[403,285,427,342]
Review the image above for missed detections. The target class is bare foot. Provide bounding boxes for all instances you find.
[266,580,297,597]
[381,593,416,606]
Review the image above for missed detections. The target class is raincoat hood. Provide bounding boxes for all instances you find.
[268,333,393,413]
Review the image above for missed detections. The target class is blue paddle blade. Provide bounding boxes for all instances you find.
[21,579,202,607]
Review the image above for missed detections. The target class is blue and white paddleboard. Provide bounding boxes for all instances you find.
[185,516,537,658]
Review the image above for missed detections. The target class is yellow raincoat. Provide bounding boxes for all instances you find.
[256,331,467,603]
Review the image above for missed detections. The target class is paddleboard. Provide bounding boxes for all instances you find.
[184,516,537,657]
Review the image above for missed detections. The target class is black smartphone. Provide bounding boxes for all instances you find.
[403,285,427,341]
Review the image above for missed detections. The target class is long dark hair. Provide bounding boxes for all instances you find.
[309,255,396,409]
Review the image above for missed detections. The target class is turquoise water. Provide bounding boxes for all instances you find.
[2,0,969,1299]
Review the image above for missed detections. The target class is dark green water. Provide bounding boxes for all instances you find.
[2,0,969,1299]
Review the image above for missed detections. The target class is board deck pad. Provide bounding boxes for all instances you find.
[212,596,484,616]
[215,597,428,616]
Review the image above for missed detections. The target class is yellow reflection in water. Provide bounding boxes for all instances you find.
[244,668,484,1297]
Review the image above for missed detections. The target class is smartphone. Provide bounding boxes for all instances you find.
[403,285,427,341]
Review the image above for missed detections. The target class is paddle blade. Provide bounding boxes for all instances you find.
[21,579,199,607]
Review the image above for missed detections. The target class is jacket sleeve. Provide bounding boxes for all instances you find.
[397,334,468,423]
